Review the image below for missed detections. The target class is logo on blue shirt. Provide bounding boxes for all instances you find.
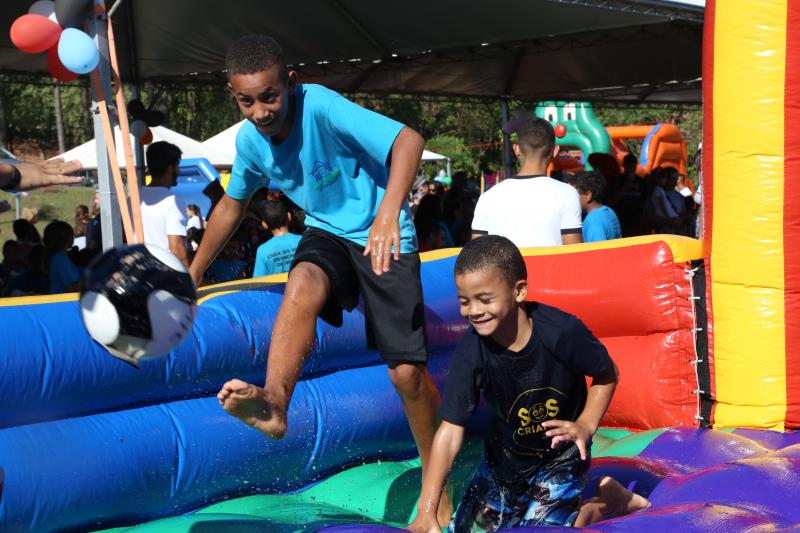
[311,160,341,191]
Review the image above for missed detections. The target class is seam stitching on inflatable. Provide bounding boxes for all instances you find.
[686,265,704,424]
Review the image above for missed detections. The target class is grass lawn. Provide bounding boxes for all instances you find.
[0,185,96,240]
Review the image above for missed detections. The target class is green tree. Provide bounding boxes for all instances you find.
[424,135,476,178]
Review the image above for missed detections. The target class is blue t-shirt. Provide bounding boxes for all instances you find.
[253,233,302,277]
[582,205,622,243]
[49,251,80,294]
[228,84,418,253]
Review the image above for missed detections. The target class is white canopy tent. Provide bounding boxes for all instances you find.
[202,120,451,173]
[55,126,230,170]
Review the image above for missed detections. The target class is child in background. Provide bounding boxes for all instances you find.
[409,236,648,532]
[253,199,301,277]
[0,240,24,295]
[73,205,89,251]
[42,220,81,294]
[7,245,49,296]
[566,172,622,243]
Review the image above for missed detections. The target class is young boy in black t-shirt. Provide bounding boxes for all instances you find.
[408,236,647,532]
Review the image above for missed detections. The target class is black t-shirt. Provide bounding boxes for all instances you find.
[440,302,613,484]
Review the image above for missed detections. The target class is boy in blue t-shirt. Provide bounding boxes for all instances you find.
[43,220,81,294]
[567,172,622,243]
[409,237,648,532]
[253,199,301,277]
[190,35,452,524]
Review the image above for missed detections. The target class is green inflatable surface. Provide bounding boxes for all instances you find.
[95,428,661,533]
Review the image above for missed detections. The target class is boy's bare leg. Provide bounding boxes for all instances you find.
[217,262,330,438]
[573,476,651,527]
[388,363,453,527]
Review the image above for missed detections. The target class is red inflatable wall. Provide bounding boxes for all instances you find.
[521,236,706,429]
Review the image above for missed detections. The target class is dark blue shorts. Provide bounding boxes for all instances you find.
[449,449,589,532]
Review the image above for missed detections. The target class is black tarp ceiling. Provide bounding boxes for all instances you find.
[0,0,704,103]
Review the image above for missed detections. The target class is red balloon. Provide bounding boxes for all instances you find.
[47,45,78,81]
[10,14,61,54]
[139,128,154,145]
[554,124,567,138]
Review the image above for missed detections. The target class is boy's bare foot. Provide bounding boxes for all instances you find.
[596,476,651,518]
[217,379,288,439]
[437,488,454,528]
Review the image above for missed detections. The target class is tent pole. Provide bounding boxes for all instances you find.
[500,99,513,179]
[107,15,144,243]
[89,0,123,251]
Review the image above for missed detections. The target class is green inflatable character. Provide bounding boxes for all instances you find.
[534,101,612,170]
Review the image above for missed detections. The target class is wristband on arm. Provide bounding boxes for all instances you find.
[1,164,21,192]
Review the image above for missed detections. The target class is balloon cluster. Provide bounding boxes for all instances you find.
[9,0,97,81]
[128,99,165,145]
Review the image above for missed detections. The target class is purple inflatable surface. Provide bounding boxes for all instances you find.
[320,428,800,533]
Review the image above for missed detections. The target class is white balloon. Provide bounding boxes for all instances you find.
[130,119,147,139]
[28,0,58,23]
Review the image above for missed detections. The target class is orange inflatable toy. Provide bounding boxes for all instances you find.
[608,124,688,177]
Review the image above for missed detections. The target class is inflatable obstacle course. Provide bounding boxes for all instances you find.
[3,1,800,531]
[0,234,721,531]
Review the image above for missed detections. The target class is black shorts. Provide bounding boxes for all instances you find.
[290,228,428,366]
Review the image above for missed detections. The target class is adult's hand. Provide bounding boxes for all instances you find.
[1,159,83,191]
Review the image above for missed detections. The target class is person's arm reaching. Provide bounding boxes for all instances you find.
[561,232,583,245]
[189,194,251,286]
[541,363,618,460]
[363,126,424,275]
[0,159,83,191]
[168,234,190,269]
[407,421,465,533]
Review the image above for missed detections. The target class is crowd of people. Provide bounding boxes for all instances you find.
[0,134,699,298]
[0,141,314,296]
[0,203,95,297]
[408,141,699,256]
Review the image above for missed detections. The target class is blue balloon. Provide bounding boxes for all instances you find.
[57,27,98,75]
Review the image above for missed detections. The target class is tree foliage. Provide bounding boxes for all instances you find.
[0,75,701,181]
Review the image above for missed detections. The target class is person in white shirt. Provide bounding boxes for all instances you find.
[471,115,583,247]
[186,204,206,231]
[139,141,189,267]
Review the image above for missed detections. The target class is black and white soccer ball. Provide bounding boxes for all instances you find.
[79,244,197,367]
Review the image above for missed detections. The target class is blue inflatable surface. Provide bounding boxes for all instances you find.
[0,252,467,531]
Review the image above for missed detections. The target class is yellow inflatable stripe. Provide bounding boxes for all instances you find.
[0,292,79,307]
[518,235,704,263]
[421,236,704,263]
[711,0,787,430]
